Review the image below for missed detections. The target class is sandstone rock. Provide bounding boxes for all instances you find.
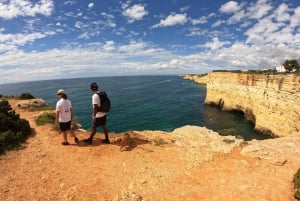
[16,98,47,109]
[113,191,145,201]
[184,72,300,137]
[171,125,243,154]
[241,134,300,165]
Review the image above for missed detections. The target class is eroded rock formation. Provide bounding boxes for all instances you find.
[183,72,300,137]
[15,98,47,109]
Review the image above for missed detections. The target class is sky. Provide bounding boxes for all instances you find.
[0,0,300,84]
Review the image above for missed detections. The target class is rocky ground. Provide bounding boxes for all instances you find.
[0,99,300,201]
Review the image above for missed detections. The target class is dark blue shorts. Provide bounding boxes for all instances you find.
[94,115,106,127]
[60,121,71,132]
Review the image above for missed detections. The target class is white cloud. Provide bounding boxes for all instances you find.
[102,40,116,52]
[191,16,208,25]
[220,1,241,14]
[101,12,115,19]
[0,31,55,53]
[0,0,54,19]
[290,7,300,28]
[88,2,94,9]
[75,21,82,28]
[247,0,272,20]
[0,0,300,84]
[122,4,148,23]
[120,1,131,10]
[186,27,207,37]
[152,13,188,28]
[0,40,180,83]
[212,20,225,28]
[273,3,290,22]
[203,37,230,51]
[64,1,76,6]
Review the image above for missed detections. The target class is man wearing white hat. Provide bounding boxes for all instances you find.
[56,89,79,145]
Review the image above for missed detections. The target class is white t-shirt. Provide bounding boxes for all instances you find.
[92,93,106,118]
[56,98,72,122]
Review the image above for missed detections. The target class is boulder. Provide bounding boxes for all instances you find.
[16,98,47,109]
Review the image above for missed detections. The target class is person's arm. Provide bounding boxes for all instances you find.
[56,110,60,124]
[69,101,73,120]
[92,104,98,119]
[92,94,99,119]
[55,103,60,123]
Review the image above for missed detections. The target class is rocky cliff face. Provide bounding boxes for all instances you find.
[183,72,300,137]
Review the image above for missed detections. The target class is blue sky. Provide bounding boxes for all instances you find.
[0,0,299,83]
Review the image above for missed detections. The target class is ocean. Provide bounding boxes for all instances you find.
[0,75,268,140]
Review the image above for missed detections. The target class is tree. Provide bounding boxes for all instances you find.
[283,60,300,72]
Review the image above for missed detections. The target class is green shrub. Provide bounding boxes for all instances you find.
[294,168,300,200]
[0,100,31,155]
[294,168,300,188]
[19,93,35,100]
[35,111,82,133]
[35,112,56,125]
[295,190,300,200]
[218,128,238,136]
[153,138,168,146]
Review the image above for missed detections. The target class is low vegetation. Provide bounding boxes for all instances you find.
[0,100,31,155]
[294,168,300,200]
[35,111,81,131]
[212,69,286,74]
[18,93,35,100]
[218,128,238,136]
[153,138,168,146]
[35,112,56,126]
[0,93,35,100]
[212,59,300,74]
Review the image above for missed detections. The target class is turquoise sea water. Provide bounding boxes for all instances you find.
[0,75,268,140]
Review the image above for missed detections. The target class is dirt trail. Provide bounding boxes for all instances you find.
[0,99,298,201]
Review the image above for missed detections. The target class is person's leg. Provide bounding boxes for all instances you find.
[83,122,97,144]
[70,128,79,143]
[60,122,69,145]
[99,116,110,144]
[102,124,109,140]
[63,131,67,142]
[89,124,97,139]
[68,121,79,143]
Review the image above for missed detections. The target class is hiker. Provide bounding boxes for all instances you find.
[83,82,110,144]
[55,89,79,145]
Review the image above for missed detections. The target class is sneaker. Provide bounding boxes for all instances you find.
[101,139,110,144]
[62,141,70,146]
[83,138,93,144]
[74,137,79,143]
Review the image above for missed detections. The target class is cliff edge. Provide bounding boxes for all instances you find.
[1,96,300,201]
[183,72,300,137]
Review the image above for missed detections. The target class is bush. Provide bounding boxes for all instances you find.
[218,128,238,136]
[0,100,31,155]
[294,168,300,200]
[35,112,56,126]
[19,93,35,100]
[35,112,81,131]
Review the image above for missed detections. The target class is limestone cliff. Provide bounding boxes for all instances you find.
[183,72,300,137]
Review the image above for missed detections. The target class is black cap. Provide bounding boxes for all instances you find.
[90,82,98,91]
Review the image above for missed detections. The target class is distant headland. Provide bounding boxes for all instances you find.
[182,71,300,137]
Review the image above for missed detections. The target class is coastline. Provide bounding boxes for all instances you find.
[182,72,300,137]
[0,98,300,200]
